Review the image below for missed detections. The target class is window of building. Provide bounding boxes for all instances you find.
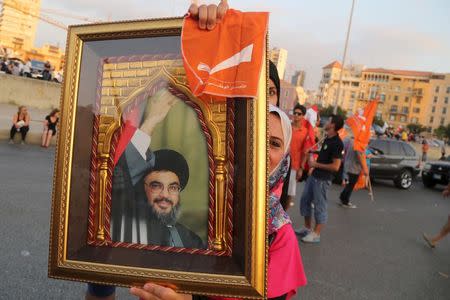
[389,115,396,121]
[433,96,438,103]
[413,108,420,113]
[351,91,356,99]
[445,97,449,104]
[391,105,398,112]
[360,92,365,99]
[443,107,447,114]
[402,106,408,114]
[395,86,401,92]
[435,86,440,93]
[432,106,436,113]
[447,86,450,93]
[405,96,409,102]
[400,116,407,122]
[430,116,434,123]
[411,117,418,123]
[441,118,445,126]
[380,94,386,101]
[394,95,399,101]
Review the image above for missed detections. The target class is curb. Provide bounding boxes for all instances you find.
[0,129,56,146]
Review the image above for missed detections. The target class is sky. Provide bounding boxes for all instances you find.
[34,0,450,89]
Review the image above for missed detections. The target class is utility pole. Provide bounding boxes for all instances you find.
[334,0,356,115]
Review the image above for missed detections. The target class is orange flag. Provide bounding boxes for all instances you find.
[182,9,268,99]
[347,100,378,190]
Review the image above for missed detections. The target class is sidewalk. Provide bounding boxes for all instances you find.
[0,103,56,145]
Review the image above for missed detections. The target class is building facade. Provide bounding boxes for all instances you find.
[291,70,306,87]
[357,69,433,129]
[269,47,288,80]
[317,61,363,113]
[428,74,450,129]
[317,60,450,130]
[279,80,298,113]
[0,0,41,51]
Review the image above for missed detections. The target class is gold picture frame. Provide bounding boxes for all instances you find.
[48,17,268,298]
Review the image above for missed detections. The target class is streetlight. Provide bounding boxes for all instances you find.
[333,0,356,115]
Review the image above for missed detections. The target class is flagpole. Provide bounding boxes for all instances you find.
[333,0,356,115]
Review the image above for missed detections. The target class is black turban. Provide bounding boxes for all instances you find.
[144,149,190,190]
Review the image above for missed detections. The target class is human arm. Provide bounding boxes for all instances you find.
[12,114,18,127]
[24,114,30,126]
[188,0,229,30]
[130,283,192,300]
[309,157,341,173]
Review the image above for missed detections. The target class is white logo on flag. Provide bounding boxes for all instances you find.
[197,44,254,75]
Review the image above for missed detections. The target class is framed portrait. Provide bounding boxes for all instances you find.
[48,17,269,298]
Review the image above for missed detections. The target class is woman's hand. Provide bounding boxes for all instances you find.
[130,283,192,300]
[188,0,229,30]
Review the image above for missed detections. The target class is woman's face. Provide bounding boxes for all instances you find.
[55,112,60,118]
[20,107,27,114]
[269,79,278,106]
[269,113,285,174]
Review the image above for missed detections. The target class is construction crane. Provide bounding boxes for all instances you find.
[40,8,103,23]
[0,0,104,31]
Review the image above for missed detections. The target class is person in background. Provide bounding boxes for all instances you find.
[41,108,60,148]
[296,115,344,243]
[339,137,368,209]
[9,106,30,144]
[268,61,280,107]
[22,59,32,78]
[440,143,446,160]
[401,130,408,142]
[43,61,52,81]
[421,139,429,163]
[423,182,450,248]
[11,62,21,76]
[288,103,307,208]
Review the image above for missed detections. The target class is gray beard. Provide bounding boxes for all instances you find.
[148,201,181,226]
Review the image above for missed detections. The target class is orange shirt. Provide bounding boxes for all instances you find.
[290,121,308,170]
[422,143,429,153]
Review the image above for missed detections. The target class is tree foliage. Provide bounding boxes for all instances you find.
[434,124,450,139]
[406,123,427,134]
[319,105,347,119]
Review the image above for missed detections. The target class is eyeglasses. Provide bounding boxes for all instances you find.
[144,181,181,195]
[293,112,303,116]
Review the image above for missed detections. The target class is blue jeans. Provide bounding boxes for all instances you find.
[87,283,116,298]
[300,176,331,224]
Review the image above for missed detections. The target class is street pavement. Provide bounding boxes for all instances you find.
[0,142,449,300]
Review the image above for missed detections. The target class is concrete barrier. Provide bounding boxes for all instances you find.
[0,73,62,110]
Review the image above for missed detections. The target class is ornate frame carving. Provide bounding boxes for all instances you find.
[48,17,268,298]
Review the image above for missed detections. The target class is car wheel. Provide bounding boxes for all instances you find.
[422,176,436,188]
[394,169,413,189]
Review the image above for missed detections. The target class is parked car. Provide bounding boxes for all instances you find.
[368,139,420,189]
[422,156,450,188]
[30,60,45,79]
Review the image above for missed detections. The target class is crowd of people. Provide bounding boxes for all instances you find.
[8,105,60,147]
[81,2,450,300]
[0,58,60,82]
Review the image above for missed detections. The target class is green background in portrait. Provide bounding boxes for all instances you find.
[150,99,209,243]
